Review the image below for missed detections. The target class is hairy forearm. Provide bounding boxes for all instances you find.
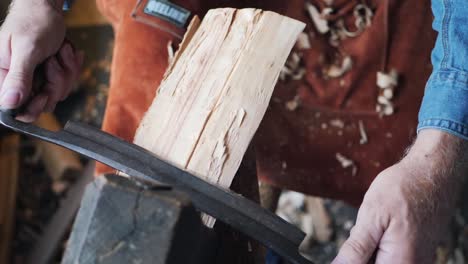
[409,130,467,179]
[402,129,468,207]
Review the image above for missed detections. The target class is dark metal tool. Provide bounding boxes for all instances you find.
[0,111,314,264]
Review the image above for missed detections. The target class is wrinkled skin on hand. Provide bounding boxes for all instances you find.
[333,130,466,264]
[0,0,83,121]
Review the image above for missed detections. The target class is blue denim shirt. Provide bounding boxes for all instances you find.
[418,0,468,140]
[63,0,74,11]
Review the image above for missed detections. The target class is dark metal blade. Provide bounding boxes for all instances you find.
[0,111,314,264]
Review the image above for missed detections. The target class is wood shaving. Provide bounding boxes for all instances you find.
[281,52,306,81]
[291,68,306,80]
[326,56,353,78]
[358,120,368,145]
[377,95,390,105]
[339,79,346,87]
[377,70,398,89]
[335,153,354,168]
[296,32,312,50]
[336,153,358,176]
[383,88,394,99]
[167,41,175,64]
[330,119,345,129]
[383,104,394,115]
[285,95,301,111]
[285,52,301,69]
[376,69,398,116]
[305,2,330,34]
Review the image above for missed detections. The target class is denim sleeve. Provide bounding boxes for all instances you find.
[63,0,74,11]
[418,0,468,140]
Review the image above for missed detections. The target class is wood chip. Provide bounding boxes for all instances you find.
[383,88,394,99]
[383,104,394,116]
[335,153,354,168]
[291,68,306,80]
[377,70,398,89]
[301,196,333,246]
[358,120,368,145]
[296,32,312,50]
[305,2,330,34]
[330,119,344,129]
[281,52,306,81]
[335,153,358,176]
[167,41,175,64]
[326,56,353,78]
[285,95,301,111]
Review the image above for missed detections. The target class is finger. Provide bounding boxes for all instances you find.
[0,69,6,92]
[59,43,78,77]
[61,49,84,100]
[0,34,9,91]
[57,45,82,101]
[43,56,66,112]
[16,94,48,123]
[0,41,38,109]
[0,33,12,70]
[76,50,85,68]
[57,43,75,99]
[332,206,384,264]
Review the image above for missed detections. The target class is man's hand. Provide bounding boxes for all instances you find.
[332,129,467,263]
[0,0,83,122]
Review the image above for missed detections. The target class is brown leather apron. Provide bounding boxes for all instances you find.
[95,0,435,206]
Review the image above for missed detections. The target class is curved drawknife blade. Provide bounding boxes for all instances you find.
[0,111,314,264]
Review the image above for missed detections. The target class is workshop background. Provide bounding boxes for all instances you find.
[0,1,468,264]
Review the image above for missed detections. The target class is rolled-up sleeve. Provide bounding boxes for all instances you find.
[418,0,468,140]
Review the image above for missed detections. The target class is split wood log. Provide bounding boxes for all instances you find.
[133,8,305,227]
[0,134,20,264]
[35,113,83,180]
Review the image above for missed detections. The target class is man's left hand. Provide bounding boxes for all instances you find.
[332,129,466,264]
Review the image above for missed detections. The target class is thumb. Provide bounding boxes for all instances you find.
[332,211,383,264]
[0,49,37,109]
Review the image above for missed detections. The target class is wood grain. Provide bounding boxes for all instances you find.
[134,8,304,226]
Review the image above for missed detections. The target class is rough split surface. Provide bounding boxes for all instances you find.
[134,8,305,226]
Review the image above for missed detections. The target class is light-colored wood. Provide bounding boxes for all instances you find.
[304,196,333,243]
[35,114,83,180]
[0,134,20,264]
[134,8,304,226]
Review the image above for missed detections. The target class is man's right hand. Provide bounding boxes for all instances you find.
[0,0,83,122]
